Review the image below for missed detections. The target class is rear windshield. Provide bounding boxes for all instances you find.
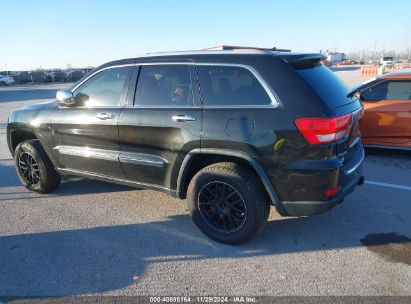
[296,64,352,107]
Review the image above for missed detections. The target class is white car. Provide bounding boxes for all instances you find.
[0,74,15,86]
[381,56,394,66]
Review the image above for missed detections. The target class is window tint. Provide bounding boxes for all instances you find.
[197,66,271,106]
[134,65,193,106]
[361,82,388,101]
[362,81,411,101]
[296,64,352,108]
[386,81,411,100]
[73,66,131,107]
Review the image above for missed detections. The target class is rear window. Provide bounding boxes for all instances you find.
[296,64,352,108]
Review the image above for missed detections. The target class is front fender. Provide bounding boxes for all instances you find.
[7,102,58,165]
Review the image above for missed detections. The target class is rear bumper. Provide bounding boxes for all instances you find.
[281,168,363,216]
[278,144,365,217]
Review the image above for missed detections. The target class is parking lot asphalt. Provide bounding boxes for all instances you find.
[0,69,410,297]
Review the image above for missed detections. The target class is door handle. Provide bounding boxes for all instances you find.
[97,113,115,120]
[172,114,196,122]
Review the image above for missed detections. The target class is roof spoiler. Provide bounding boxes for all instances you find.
[281,53,327,65]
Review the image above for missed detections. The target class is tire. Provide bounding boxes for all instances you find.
[187,162,270,245]
[14,140,61,193]
[0,81,6,86]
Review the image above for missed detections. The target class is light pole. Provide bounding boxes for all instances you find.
[4,63,8,76]
[373,41,377,62]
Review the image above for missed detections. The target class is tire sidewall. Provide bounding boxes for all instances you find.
[188,169,264,244]
[15,141,49,192]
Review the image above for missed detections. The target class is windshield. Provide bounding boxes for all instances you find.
[383,57,393,61]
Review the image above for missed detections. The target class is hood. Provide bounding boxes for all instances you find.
[21,100,57,111]
[8,100,57,126]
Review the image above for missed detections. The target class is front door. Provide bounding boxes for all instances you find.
[361,79,411,147]
[50,66,133,178]
[118,63,202,190]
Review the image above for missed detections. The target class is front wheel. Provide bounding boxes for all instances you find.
[15,140,61,193]
[187,162,270,245]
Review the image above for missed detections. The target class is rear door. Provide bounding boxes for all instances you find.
[195,63,280,171]
[117,63,202,190]
[360,79,411,146]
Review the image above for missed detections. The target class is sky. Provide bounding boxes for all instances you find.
[1,0,410,70]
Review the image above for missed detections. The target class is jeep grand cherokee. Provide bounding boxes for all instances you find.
[7,49,364,244]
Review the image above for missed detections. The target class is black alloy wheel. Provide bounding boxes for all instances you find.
[17,151,40,186]
[14,140,61,193]
[187,162,270,244]
[198,181,247,233]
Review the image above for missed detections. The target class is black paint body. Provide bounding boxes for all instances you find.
[7,51,364,216]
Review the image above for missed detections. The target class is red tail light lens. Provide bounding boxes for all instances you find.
[325,186,341,199]
[295,114,352,144]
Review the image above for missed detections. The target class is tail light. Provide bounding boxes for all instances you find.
[295,114,352,144]
[325,186,341,199]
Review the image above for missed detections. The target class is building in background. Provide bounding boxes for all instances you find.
[326,52,346,64]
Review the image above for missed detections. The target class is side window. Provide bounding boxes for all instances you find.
[361,82,388,101]
[197,65,271,106]
[362,81,411,101]
[386,81,411,100]
[134,65,193,107]
[72,66,131,107]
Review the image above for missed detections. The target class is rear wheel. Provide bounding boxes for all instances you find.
[187,162,270,245]
[15,140,61,193]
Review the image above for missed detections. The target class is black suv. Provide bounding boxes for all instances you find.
[7,49,364,244]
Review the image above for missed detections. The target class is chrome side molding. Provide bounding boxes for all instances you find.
[54,146,119,161]
[119,151,167,168]
[54,145,167,167]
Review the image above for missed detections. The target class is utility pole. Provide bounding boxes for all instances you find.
[373,41,377,62]
[4,63,8,75]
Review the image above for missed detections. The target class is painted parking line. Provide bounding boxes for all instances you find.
[365,180,411,191]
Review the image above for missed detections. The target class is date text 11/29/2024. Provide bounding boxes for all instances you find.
[149,296,257,303]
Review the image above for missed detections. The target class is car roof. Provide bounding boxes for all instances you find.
[100,50,325,68]
[381,71,411,79]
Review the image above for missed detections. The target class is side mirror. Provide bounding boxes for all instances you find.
[56,90,75,106]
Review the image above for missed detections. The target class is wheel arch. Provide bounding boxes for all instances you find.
[176,148,287,215]
[9,129,38,156]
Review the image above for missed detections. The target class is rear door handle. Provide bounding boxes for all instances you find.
[172,114,196,122]
[97,113,115,120]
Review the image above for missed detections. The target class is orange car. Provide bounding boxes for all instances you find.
[352,71,411,149]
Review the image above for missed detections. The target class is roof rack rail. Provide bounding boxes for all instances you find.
[203,45,291,52]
